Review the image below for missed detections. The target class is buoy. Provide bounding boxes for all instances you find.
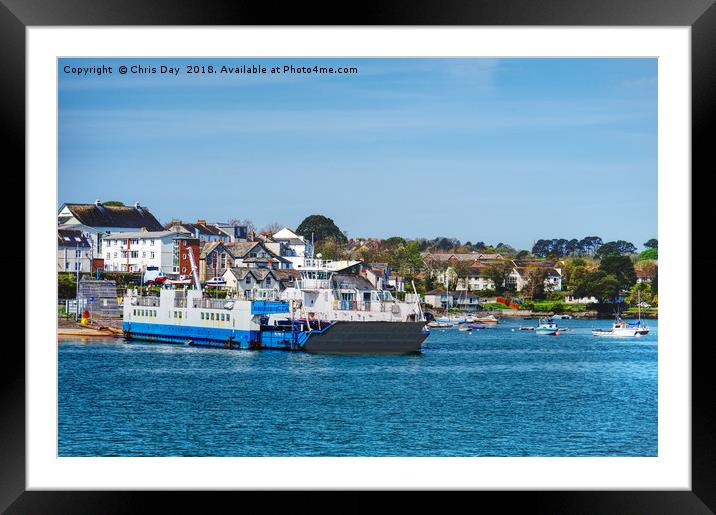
[555,332,560,336]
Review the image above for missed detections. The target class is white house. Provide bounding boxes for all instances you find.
[272,227,314,267]
[58,201,164,259]
[57,229,92,273]
[103,230,177,274]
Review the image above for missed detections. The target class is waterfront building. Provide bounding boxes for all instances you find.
[57,228,92,273]
[57,201,164,258]
[103,230,199,275]
[200,241,291,281]
[222,267,300,299]
[271,227,314,268]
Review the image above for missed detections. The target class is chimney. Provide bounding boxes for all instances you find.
[134,202,140,208]
[95,199,101,206]
[197,219,206,225]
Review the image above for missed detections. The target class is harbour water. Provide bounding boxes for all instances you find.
[58,319,657,457]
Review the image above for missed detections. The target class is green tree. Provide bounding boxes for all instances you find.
[483,260,513,292]
[598,255,637,290]
[295,215,347,243]
[451,259,473,291]
[392,241,423,277]
[637,248,658,261]
[626,282,653,307]
[523,266,547,300]
[644,238,658,250]
[102,200,125,206]
[573,270,621,302]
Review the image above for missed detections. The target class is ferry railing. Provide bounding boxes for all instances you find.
[297,279,331,290]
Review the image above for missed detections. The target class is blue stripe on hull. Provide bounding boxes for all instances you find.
[122,322,305,350]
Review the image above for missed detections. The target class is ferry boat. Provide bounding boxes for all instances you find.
[122,256,429,354]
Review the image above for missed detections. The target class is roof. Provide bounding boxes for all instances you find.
[423,252,504,262]
[512,260,555,268]
[58,229,91,247]
[105,230,176,240]
[200,241,276,259]
[332,274,375,291]
[225,267,278,282]
[61,203,163,230]
[166,221,227,237]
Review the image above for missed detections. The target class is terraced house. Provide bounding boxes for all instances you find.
[200,241,291,281]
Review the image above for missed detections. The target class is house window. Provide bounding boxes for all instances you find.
[182,240,187,245]
[142,252,146,258]
[65,262,69,270]
[221,254,227,268]
[150,239,155,245]
[131,251,139,258]
[150,252,155,259]
[245,277,251,284]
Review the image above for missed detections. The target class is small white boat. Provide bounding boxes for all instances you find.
[535,317,559,335]
[458,324,472,332]
[205,276,227,287]
[427,320,452,328]
[552,314,572,320]
[592,318,648,337]
[473,314,499,324]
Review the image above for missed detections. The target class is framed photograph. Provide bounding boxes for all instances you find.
[5,0,713,512]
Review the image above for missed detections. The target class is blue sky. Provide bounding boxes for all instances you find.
[58,58,657,250]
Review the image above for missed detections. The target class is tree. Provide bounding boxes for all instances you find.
[595,240,636,258]
[573,270,621,302]
[295,215,347,243]
[483,260,513,292]
[451,259,473,291]
[392,241,423,278]
[523,266,547,300]
[516,250,530,259]
[598,255,637,290]
[228,218,256,235]
[637,249,658,261]
[644,238,658,250]
[260,222,282,236]
[314,236,349,261]
[626,282,653,307]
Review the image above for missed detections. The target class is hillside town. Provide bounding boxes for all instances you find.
[58,200,658,317]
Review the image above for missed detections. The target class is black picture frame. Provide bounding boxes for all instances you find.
[3,1,711,512]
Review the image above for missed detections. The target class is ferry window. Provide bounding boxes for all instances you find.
[133,309,136,316]
[211,313,215,320]
[173,311,177,318]
[226,314,230,321]
[220,314,225,321]
[179,311,182,319]
[201,312,204,320]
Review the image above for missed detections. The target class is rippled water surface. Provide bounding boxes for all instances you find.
[58,319,657,456]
